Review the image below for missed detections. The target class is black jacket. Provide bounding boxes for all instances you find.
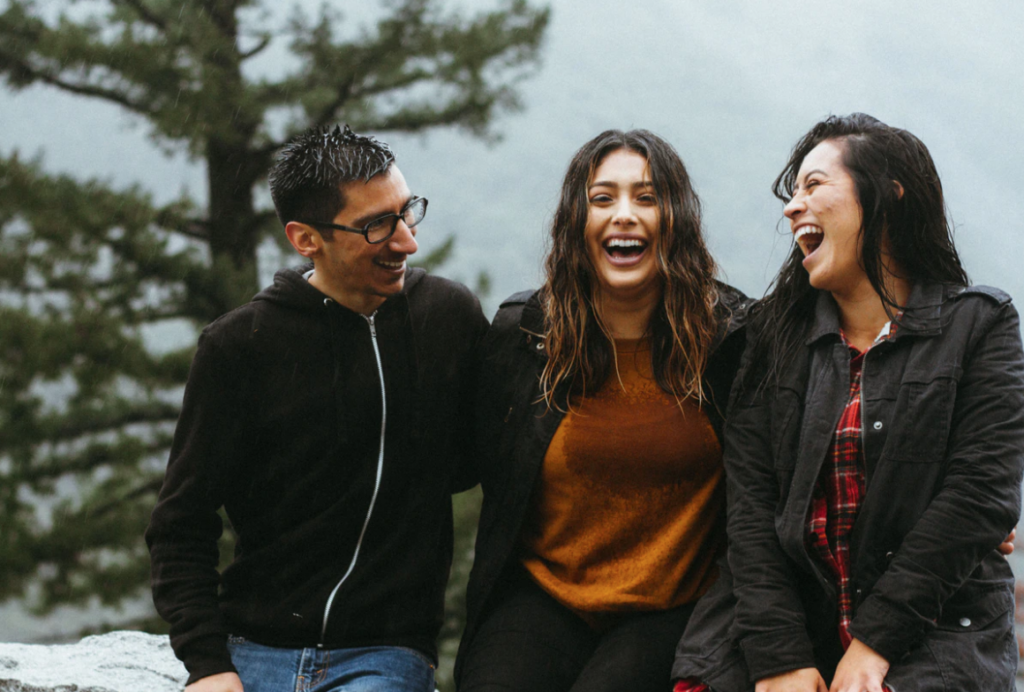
[146,266,487,684]
[455,284,751,685]
[673,282,1024,691]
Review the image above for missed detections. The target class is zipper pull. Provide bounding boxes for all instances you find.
[366,314,377,337]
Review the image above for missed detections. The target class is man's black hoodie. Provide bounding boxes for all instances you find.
[146,266,487,684]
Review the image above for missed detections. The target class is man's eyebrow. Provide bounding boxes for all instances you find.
[349,195,414,227]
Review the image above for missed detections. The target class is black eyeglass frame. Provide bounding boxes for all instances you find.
[295,196,428,244]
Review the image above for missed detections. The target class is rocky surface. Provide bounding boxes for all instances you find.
[0,625,1022,691]
[0,631,187,692]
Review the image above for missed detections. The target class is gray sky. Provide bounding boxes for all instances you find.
[1,0,1023,638]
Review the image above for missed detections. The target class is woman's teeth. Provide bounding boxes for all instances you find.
[795,226,823,254]
[604,238,647,257]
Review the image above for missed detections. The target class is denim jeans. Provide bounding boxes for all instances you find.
[227,636,435,692]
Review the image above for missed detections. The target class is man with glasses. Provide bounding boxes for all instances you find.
[147,125,488,692]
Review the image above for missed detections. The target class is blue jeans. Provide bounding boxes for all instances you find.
[227,636,435,692]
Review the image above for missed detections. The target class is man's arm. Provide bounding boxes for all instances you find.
[452,292,490,493]
[146,329,251,684]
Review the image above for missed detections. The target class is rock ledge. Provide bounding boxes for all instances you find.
[0,631,186,692]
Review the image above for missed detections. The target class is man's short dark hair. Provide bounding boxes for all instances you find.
[269,124,396,233]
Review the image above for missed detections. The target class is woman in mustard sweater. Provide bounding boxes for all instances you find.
[455,129,749,692]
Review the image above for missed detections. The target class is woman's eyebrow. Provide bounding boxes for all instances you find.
[588,180,654,190]
[801,168,828,181]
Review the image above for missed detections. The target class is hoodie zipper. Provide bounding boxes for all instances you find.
[319,311,387,645]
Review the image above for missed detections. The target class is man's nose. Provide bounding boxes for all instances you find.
[388,219,418,255]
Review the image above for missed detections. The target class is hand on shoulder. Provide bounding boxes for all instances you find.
[185,672,244,692]
[755,667,828,692]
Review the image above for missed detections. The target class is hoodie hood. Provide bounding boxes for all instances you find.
[252,263,427,314]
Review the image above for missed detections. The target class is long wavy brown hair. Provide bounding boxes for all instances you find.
[538,129,719,409]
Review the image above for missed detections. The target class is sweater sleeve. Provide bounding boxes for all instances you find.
[145,328,251,684]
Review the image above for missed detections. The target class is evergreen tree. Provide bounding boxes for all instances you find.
[0,0,547,648]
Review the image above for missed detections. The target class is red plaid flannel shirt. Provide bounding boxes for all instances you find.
[807,320,896,648]
[674,321,897,692]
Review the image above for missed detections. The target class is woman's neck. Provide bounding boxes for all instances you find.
[833,275,911,352]
[593,288,660,340]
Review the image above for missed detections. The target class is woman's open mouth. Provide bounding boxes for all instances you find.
[795,225,823,257]
[602,236,649,266]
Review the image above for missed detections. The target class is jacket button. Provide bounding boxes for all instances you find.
[872,421,883,430]
[885,551,894,560]
[959,617,972,627]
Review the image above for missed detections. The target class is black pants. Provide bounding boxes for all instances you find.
[458,570,695,692]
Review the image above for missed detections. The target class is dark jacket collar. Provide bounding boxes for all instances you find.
[519,290,546,338]
[805,280,945,345]
[255,263,425,317]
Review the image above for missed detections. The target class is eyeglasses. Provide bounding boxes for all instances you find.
[296,197,428,244]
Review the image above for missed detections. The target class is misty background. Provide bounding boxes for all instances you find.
[2,0,1022,643]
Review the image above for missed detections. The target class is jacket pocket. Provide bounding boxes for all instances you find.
[881,376,956,463]
[935,580,1013,632]
[923,583,1016,691]
[884,584,1016,692]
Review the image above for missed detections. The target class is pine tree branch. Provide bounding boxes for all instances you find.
[154,212,209,240]
[26,403,182,445]
[312,77,356,128]
[201,0,238,41]
[0,48,155,117]
[240,34,271,60]
[22,437,173,483]
[90,477,164,516]
[110,0,167,31]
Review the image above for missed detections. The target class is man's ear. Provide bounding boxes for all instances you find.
[285,222,323,259]
[893,180,905,200]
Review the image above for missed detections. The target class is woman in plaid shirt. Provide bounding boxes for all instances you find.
[673,114,1024,692]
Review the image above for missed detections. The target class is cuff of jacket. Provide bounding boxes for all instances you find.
[180,634,238,685]
[847,597,926,664]
[740,627,817,682]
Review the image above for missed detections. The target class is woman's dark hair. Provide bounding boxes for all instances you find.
[753,112,968,389]
[539,129,719,407]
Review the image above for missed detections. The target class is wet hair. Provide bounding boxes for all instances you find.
[752,112,969,389]
[539,129,719,408]
[269,124,395,238]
